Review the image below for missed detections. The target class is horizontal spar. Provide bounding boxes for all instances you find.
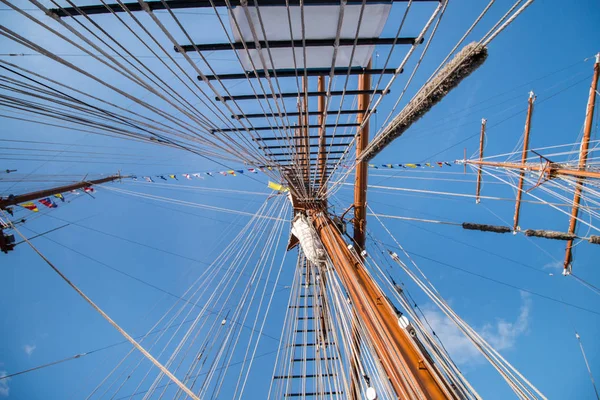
[201,68,399,81]
[269,150,345,156]
[259,143,349,149]
[211,123,359,133]
[233,109,375,119]
[272,156,343,162]
[52,0,436,17]
[180,37,421,52]
[217,89,387,102]
[253,134,355,141]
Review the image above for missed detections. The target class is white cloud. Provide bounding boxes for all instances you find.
[543,261,562,271]
[422,292,532,365]
[23,344,36,356]
[482,292,531,351]
[422,307,481,365]
[0,370,9,397]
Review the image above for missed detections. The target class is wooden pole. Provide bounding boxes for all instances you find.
[353,62,371,251]
[317,75,327,195]
[475,119,486,204]
[0,174,124,209]
[563,53,600,273]
[302,76,311,194]
[311,210,457,399]
[513,91,536,231]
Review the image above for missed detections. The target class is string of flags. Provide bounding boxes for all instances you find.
[16,162,453,213]
[368,162,453,169]
[133,163,453,183]
[18,187,93,213]
[135,168,261,183]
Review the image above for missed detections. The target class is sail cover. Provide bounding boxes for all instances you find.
[291,214,327,265]
[229,4,391,70]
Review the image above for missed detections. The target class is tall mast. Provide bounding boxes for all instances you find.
[475,118,486,203]
[311,211,458,399]
[353,62,371,250]
[0,174,124,210]
[317,75,328,195]
[563,53,600,273]
[512,91,535,231]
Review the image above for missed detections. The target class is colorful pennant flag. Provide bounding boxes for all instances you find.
[144,176,154,183]
[236,170,244,174]
[205,172,214,177]
[444,162,452,167]
[183,174,192,180]
[20,202,39,212]
[159,175,167,181]
[169,174,178,180]
[368,164,378,169]
[248,168,257,173]
[405,163,417,168]
[39,198,57,208]
[54,193,65,202]
[70,190,81,195]
[436,162,443,167]
[84,187,95,193]
[268,181,288,192]
[219,171,228,176]
[227,170,236,176]
[192,173,204,179]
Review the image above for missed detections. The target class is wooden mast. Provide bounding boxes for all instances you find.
[353,62,371,250]
[563,53,600,273]
[302,76,311,195]
[311,211,457,399]
[308,62,457,400]
[317,75,327,196]
[475,118,486,204]
[513,91,536,231]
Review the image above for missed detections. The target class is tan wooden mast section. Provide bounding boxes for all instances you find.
[311,210,458,399]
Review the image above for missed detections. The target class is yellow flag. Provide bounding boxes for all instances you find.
[405,163,417,168]
[268,181,288,192]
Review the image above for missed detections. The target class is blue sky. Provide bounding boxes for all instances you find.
[1,0,599,399]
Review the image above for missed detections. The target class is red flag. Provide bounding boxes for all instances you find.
[84,187,95,193]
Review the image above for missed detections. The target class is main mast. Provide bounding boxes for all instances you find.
[295,64,460,399]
